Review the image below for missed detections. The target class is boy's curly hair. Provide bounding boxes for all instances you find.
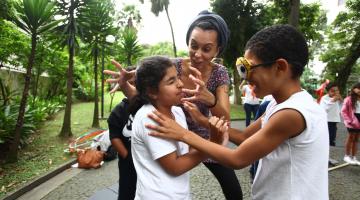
[245,24,309,79]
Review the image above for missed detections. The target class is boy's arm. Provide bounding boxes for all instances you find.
[149,108,305,169]
[228,117,261,145]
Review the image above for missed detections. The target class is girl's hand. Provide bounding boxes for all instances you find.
[181,66,216,107]
[209,116,229,146]
[146,110,188,141]
[103,60,135,93]
[183,101,209,128]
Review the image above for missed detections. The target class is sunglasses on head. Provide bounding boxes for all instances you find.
[236,57,276,80]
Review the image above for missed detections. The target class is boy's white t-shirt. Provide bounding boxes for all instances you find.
[320,94,342,122]
[242,85,260,105]
[252,90,329,200]
[131,104,190,200]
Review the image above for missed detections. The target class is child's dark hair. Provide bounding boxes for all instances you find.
[128,56,174,115]
[350,82,360,109]
[326,82,338,91]
[245,24,309,78]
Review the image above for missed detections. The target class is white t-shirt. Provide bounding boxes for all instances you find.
[320,94,342,122]
[131,104,190,200]
[252,90,329,200]
[242,85,260,105]
[356,101,360,113]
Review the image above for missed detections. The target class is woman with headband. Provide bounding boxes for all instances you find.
[105,10,242,200]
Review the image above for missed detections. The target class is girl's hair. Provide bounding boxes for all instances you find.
[245,24,308,79]
[128,56,174,115]
[350,82,360,109]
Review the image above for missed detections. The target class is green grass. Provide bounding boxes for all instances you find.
[0,92,124,198]
[230,104,245,120]
[0,95,243,198]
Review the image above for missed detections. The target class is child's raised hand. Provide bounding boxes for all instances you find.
[147,110,188,141]
[209,116,229,146]
[103,60,135,93]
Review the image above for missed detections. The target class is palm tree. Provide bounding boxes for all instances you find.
[79,0,116,127]
[119,27,143,66]
[6,0,58,162]
[54,0,89,138]
[140,0,177,57]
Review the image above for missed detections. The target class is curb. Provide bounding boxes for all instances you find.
[1,159,77,200]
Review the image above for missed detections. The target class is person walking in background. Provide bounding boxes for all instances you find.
[240,80,260,127]
[320,82,342,147]
[341,82,360,165]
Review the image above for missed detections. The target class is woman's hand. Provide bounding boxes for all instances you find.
[146,110,188,141]
[209,116,229,146]
[183,101,209,128]
[181,66,216,107]
[103,60,135,93]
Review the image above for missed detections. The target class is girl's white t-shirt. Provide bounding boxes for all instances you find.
[356,101,360,113]
[131,104,190,200]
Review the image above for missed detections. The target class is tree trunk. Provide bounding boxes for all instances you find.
[6,34,37,163]
[92,46,100,128]
[165,7,177,57]
[101,46,105,119]
[59,45,74,138]
[233,68,242,105]
[33,66,41,99]
[289,0,300,28]
[127,54,132,66]
[336,39,360,92]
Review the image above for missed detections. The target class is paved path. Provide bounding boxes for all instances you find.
[17,121,360,200]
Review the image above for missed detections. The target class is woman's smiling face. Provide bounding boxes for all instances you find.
[188,27,219,69]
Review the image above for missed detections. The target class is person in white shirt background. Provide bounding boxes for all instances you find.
[240,80,260,127]
[320,82,343,147]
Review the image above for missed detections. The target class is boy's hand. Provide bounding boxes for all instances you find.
[209,116,229,146]
[146,110,188,141]
[103,60,135,93]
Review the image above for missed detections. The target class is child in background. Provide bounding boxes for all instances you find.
[108,98,136,200]
[341,82,360,165]
[320,82,342,146]
[147,25,329,200]
[240,80,260,127]
[107,66,137,200]
[129,56,227,200]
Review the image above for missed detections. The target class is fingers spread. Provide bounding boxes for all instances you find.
[189,66,202,78]
[103,70,118,76]
[111,59,123,70]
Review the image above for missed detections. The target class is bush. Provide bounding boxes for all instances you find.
[0,96,65,149]
[74,86,95,102]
